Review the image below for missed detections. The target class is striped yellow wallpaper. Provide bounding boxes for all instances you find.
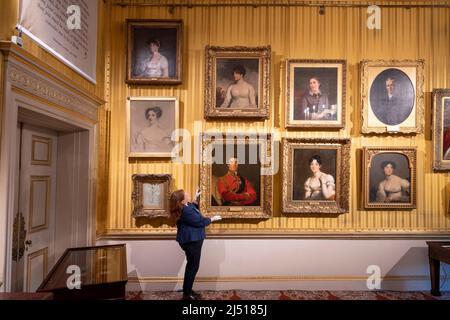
[101,1,450,236]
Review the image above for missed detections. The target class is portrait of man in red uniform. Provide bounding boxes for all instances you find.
[214,157,258,206]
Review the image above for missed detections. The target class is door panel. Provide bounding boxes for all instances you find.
[20,124,57,292]
[29,176,51,232]
[26,248,48,292]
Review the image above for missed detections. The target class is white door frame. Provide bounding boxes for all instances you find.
[0,43,103,292]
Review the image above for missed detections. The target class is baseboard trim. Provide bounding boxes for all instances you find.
[97,231,450,240]
[127,275,449,284]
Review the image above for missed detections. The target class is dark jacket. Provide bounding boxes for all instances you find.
[176,203,211,244]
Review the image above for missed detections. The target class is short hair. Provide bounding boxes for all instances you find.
[232,65,246,77]
[228,157,238,164]
[308,155,322,166]
[381,160,396,170]
[147,38,161,47]
[145,106,162,119]
[385,77,395,83]
[309,76,321,83]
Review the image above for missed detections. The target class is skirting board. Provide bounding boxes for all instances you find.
[126,276,450,292]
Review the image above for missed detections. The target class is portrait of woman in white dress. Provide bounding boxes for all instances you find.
[375,160,410,203]
[133,106,173,152]
[138,38,169,78]
[367,152,413,205]
[128,97,178,157]
[127,20,182,84]
[215,58,259,109]
[220,65,256,108]
[303,155,336,200]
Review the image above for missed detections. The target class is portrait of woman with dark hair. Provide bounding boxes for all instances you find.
[375,160,410,203]
[220,64,257,108]
[133,106,173,153]
[303,155,336,200]
[137,38,169,78]
[299,76,331,120]
[128,97,178,156]
[127,20,182,84]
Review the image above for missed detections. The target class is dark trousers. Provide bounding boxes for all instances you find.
[180,239,204,295]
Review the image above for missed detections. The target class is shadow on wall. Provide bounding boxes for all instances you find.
[381,246,450,291]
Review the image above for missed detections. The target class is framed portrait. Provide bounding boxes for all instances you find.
[282,138,350,214]
[361,60,424,134]
[362,147,416,209]
[127,97,179,157]
[285,60,346,129]
[432,89,450,171]
[132,174,172,218]
[200,133,273,219]
[126,19,183,85]
[204,46,270,119]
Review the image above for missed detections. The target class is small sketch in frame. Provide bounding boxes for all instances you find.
[286,60,346,129]
[132,174,172,219]
[361,60,424,134]
[204,46,270,119]
[126,19,183,84]
[363,147,416,209]
[127,97,179,157]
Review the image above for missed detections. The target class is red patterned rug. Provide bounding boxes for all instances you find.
[127,290,450,300]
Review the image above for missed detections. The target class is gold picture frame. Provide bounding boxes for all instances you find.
[204,45,271,119]
[127,96,179,158]
[362,147,417,209]
[285,59,346,129]
[126,19,183,85]
[432,89,450,171]
[282,138,350,214]
[132,174,172,218]
[360,59,425,134]
[200,133,273,219]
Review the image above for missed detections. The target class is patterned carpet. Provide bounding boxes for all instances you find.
[127,290,450,300]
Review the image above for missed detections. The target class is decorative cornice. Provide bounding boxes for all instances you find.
[8,65,98,121]
[0,41,104,121]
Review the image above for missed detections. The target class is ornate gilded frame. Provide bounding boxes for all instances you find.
[362,147,417,209]
[432,89,450,171]
[132,174,172,218]
[360,60,425,134]
[126,19,183,85]
[204,45,271,119]
[127,96,179,158]
[282,138,350,214]
[285,59,346,129]
[200,133,273,219]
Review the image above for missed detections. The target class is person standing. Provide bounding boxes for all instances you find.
[169,189,222,300]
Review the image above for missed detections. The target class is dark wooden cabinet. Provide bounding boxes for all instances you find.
[37,244,127,300]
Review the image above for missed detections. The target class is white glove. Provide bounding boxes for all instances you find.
[210,215,222,222]
[195,188,201,200]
